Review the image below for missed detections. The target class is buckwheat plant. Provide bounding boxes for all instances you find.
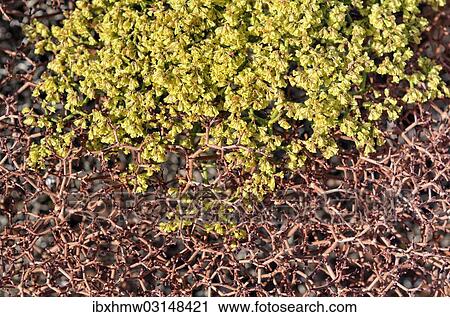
[25,0,448,198]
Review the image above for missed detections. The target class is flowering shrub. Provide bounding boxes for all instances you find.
[25,0,448,197]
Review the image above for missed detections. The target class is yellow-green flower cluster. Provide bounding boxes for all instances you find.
[25,0,448,197]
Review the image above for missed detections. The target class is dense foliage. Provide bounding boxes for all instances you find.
[25,0,448,197]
